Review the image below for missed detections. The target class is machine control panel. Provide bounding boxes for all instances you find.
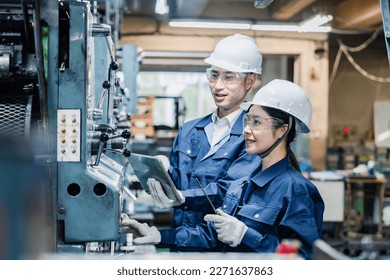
[57,109,81,162]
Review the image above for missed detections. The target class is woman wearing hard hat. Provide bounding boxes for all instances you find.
[122,79,324,259]
[203,79,325,259]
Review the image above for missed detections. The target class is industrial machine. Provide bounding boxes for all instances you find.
[0,0,138,257]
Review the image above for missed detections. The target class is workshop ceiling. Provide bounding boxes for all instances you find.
[122,0,384,32]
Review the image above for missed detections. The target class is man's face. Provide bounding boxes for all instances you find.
[206,67,255,118]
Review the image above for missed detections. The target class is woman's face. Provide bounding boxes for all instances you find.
[243,105,286,155]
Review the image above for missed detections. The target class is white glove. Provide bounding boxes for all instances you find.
[155,155,170,171]
[147,178,185,209]
[204,210,248,247]
[121,213,161,245]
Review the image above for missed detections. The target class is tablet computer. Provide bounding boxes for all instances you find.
[128,153,182,203]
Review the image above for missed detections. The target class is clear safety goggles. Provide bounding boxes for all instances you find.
[206,68,247,85]
[243,113,284,131]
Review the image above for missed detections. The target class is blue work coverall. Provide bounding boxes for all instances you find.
[162,156,324,259]
[159,110,261,251]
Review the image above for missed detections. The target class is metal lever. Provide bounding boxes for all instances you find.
[122,187,137,201]
[98,80,111,109]
[94,132,109,166]
[107,129,131,140]
[94,130,131,166]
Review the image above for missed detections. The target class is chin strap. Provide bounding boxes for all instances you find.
[258,115,292,159]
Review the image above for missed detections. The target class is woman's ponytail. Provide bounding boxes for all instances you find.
[287,145,301,173]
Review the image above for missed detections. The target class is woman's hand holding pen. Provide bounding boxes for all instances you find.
[204,210,248,247]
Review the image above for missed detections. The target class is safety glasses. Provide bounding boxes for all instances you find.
[243,113,284,131]
[206,68,247,85]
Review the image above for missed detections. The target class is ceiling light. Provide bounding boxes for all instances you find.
[298,26,332,33]
[168,14,333,33]
[169,20,251,30]
[155,0,169,15]
[299,14,333,29]
[298,14,333,33]
[251,23,299,32]
[251,23,331,33]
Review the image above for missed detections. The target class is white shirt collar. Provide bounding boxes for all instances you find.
[211,108,243,127]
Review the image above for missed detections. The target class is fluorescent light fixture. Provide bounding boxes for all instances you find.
[168,14,333,33]
[169,20,251,30]
[299,26,332,33]
[298,14,333,33]
[251,23,331,33]
[252,14,333,33]
[299,14,333,30]
[251,23,299,32]
[155,0,169,15]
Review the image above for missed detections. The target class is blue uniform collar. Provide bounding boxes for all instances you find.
[250,156,290,188]
[195,111,245,136]
[194,113,213,128]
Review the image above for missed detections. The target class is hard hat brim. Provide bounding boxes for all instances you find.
[240,101,254,111]
[204,58,261,74]
[240,101,311,133]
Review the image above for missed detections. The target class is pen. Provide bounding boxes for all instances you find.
[195,177,219,214]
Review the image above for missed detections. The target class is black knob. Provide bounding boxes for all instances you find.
[100,132,109,142]
[110,61,119,71]
[121,130,131,139]
[123,149,131,157]
[102,80,111,89]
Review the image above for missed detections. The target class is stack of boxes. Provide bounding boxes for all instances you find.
[131,96,155,139]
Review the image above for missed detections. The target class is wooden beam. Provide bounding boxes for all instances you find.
[334,0,382,29]
[272,0,317,20]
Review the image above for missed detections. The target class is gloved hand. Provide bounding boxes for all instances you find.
[121,213,161,245]
[155,155,170,171]
[204,210,248,247]
[147,178,185,209]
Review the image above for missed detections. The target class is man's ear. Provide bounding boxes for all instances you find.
[245,74,256,90]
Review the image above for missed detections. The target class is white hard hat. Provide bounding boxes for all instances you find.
[205,34,262,74]
[240,79,312,133]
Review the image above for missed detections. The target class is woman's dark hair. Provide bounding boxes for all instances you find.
[262,106,301,172]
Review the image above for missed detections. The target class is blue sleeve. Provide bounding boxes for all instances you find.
[277,183,324,259]
[180,151,260,212]
[159,222,219,249]
[241,227,280,253]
